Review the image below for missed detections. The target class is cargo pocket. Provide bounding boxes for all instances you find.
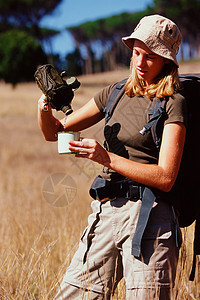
[126,222,178,290]
[141,222,173,264]
[141,222,178,287]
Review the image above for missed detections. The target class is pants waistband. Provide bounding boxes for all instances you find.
[95,180,144,202]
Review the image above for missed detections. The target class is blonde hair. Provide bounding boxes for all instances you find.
[125,56,180,99]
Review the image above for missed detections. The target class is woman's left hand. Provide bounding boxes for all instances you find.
[69,139,111,166]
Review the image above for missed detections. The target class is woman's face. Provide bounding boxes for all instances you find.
[132,39,167,85]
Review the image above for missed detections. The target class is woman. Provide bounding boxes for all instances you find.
[38,15,186,299]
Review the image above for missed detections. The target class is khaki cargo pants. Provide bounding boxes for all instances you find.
[55,197,181,299]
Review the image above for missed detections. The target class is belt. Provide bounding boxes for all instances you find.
[95,180,145,202]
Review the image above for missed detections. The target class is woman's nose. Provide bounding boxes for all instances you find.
[137,54,145,68]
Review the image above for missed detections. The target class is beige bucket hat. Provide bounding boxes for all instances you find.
[122,14,182,66]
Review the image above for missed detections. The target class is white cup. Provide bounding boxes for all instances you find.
[58,132,80,154]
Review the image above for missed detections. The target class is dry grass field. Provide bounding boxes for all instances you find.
[0,61,200,299]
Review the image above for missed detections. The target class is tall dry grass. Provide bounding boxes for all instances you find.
[0,63,199,299]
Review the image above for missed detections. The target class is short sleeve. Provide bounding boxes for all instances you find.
[94,83,116,115]
[165,93,188,127]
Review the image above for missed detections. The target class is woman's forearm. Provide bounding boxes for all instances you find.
[70,139,172,191]
[38,98,62,141]
[38,96,103,141]
[69,123,186,192]
[105,152,172,192]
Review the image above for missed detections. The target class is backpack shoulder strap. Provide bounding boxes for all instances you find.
[104,78,127,124]
[140,98,168,150]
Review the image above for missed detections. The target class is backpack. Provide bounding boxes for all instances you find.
[103,74,200,281]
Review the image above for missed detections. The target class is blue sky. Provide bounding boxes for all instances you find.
[40,0,153,58]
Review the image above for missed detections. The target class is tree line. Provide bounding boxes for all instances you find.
[0,0,61,84]
[0,0,200,84]
[67,0,200,75]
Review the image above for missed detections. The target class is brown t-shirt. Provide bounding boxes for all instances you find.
[94,82,187,180]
